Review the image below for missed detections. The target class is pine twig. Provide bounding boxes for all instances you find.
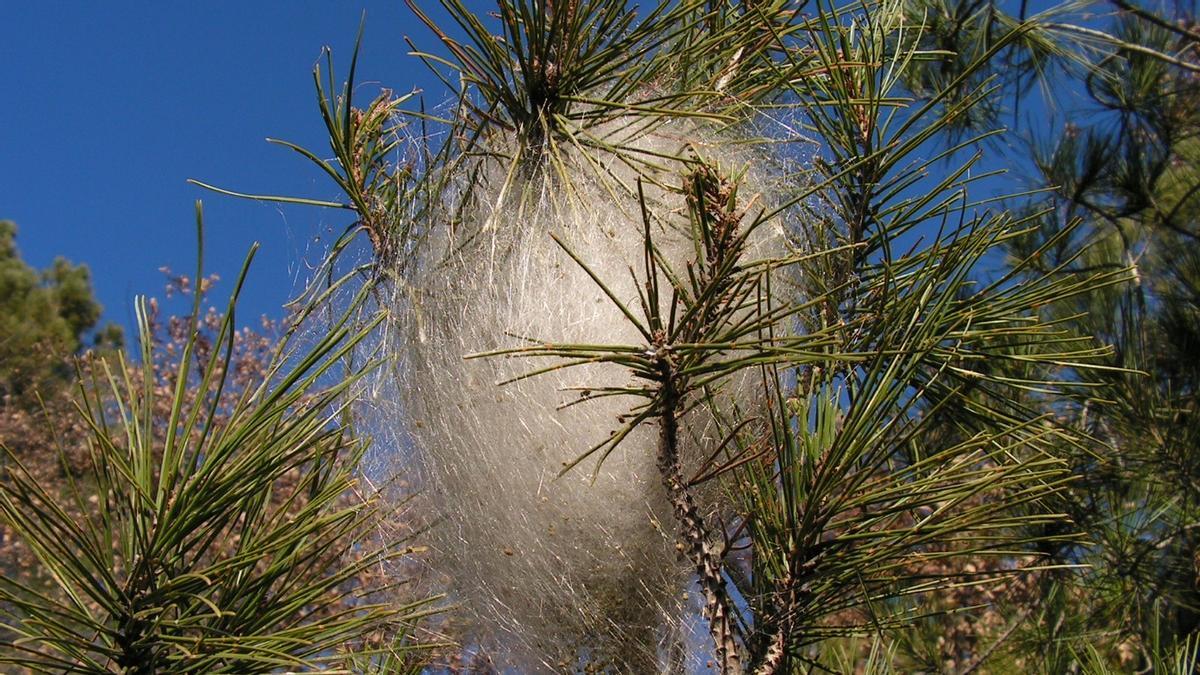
[656,350,744,673]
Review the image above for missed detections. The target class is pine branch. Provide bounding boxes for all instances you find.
[656,360,745,673]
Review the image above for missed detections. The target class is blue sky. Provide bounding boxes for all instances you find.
[1,1,1081,338]
[2,2,454,332]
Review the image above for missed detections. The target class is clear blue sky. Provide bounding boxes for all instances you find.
[1,2,454,332]
[1,1,1081,336]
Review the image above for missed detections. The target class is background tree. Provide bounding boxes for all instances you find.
[0,220,120,403]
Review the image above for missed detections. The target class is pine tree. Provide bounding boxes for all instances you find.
[204,1,1166,670]
[0,213,435,672]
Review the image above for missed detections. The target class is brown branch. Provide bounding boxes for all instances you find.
[1111,1,1200,45]
[657,363,744,673]
[751,548,829,674]
[751,575,794,675]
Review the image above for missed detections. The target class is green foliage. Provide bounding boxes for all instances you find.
[884,0,1200,670]
[475,6,1122,671]
[0,209,434,673]
[406,0,796,159]
[0,220,120,401]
